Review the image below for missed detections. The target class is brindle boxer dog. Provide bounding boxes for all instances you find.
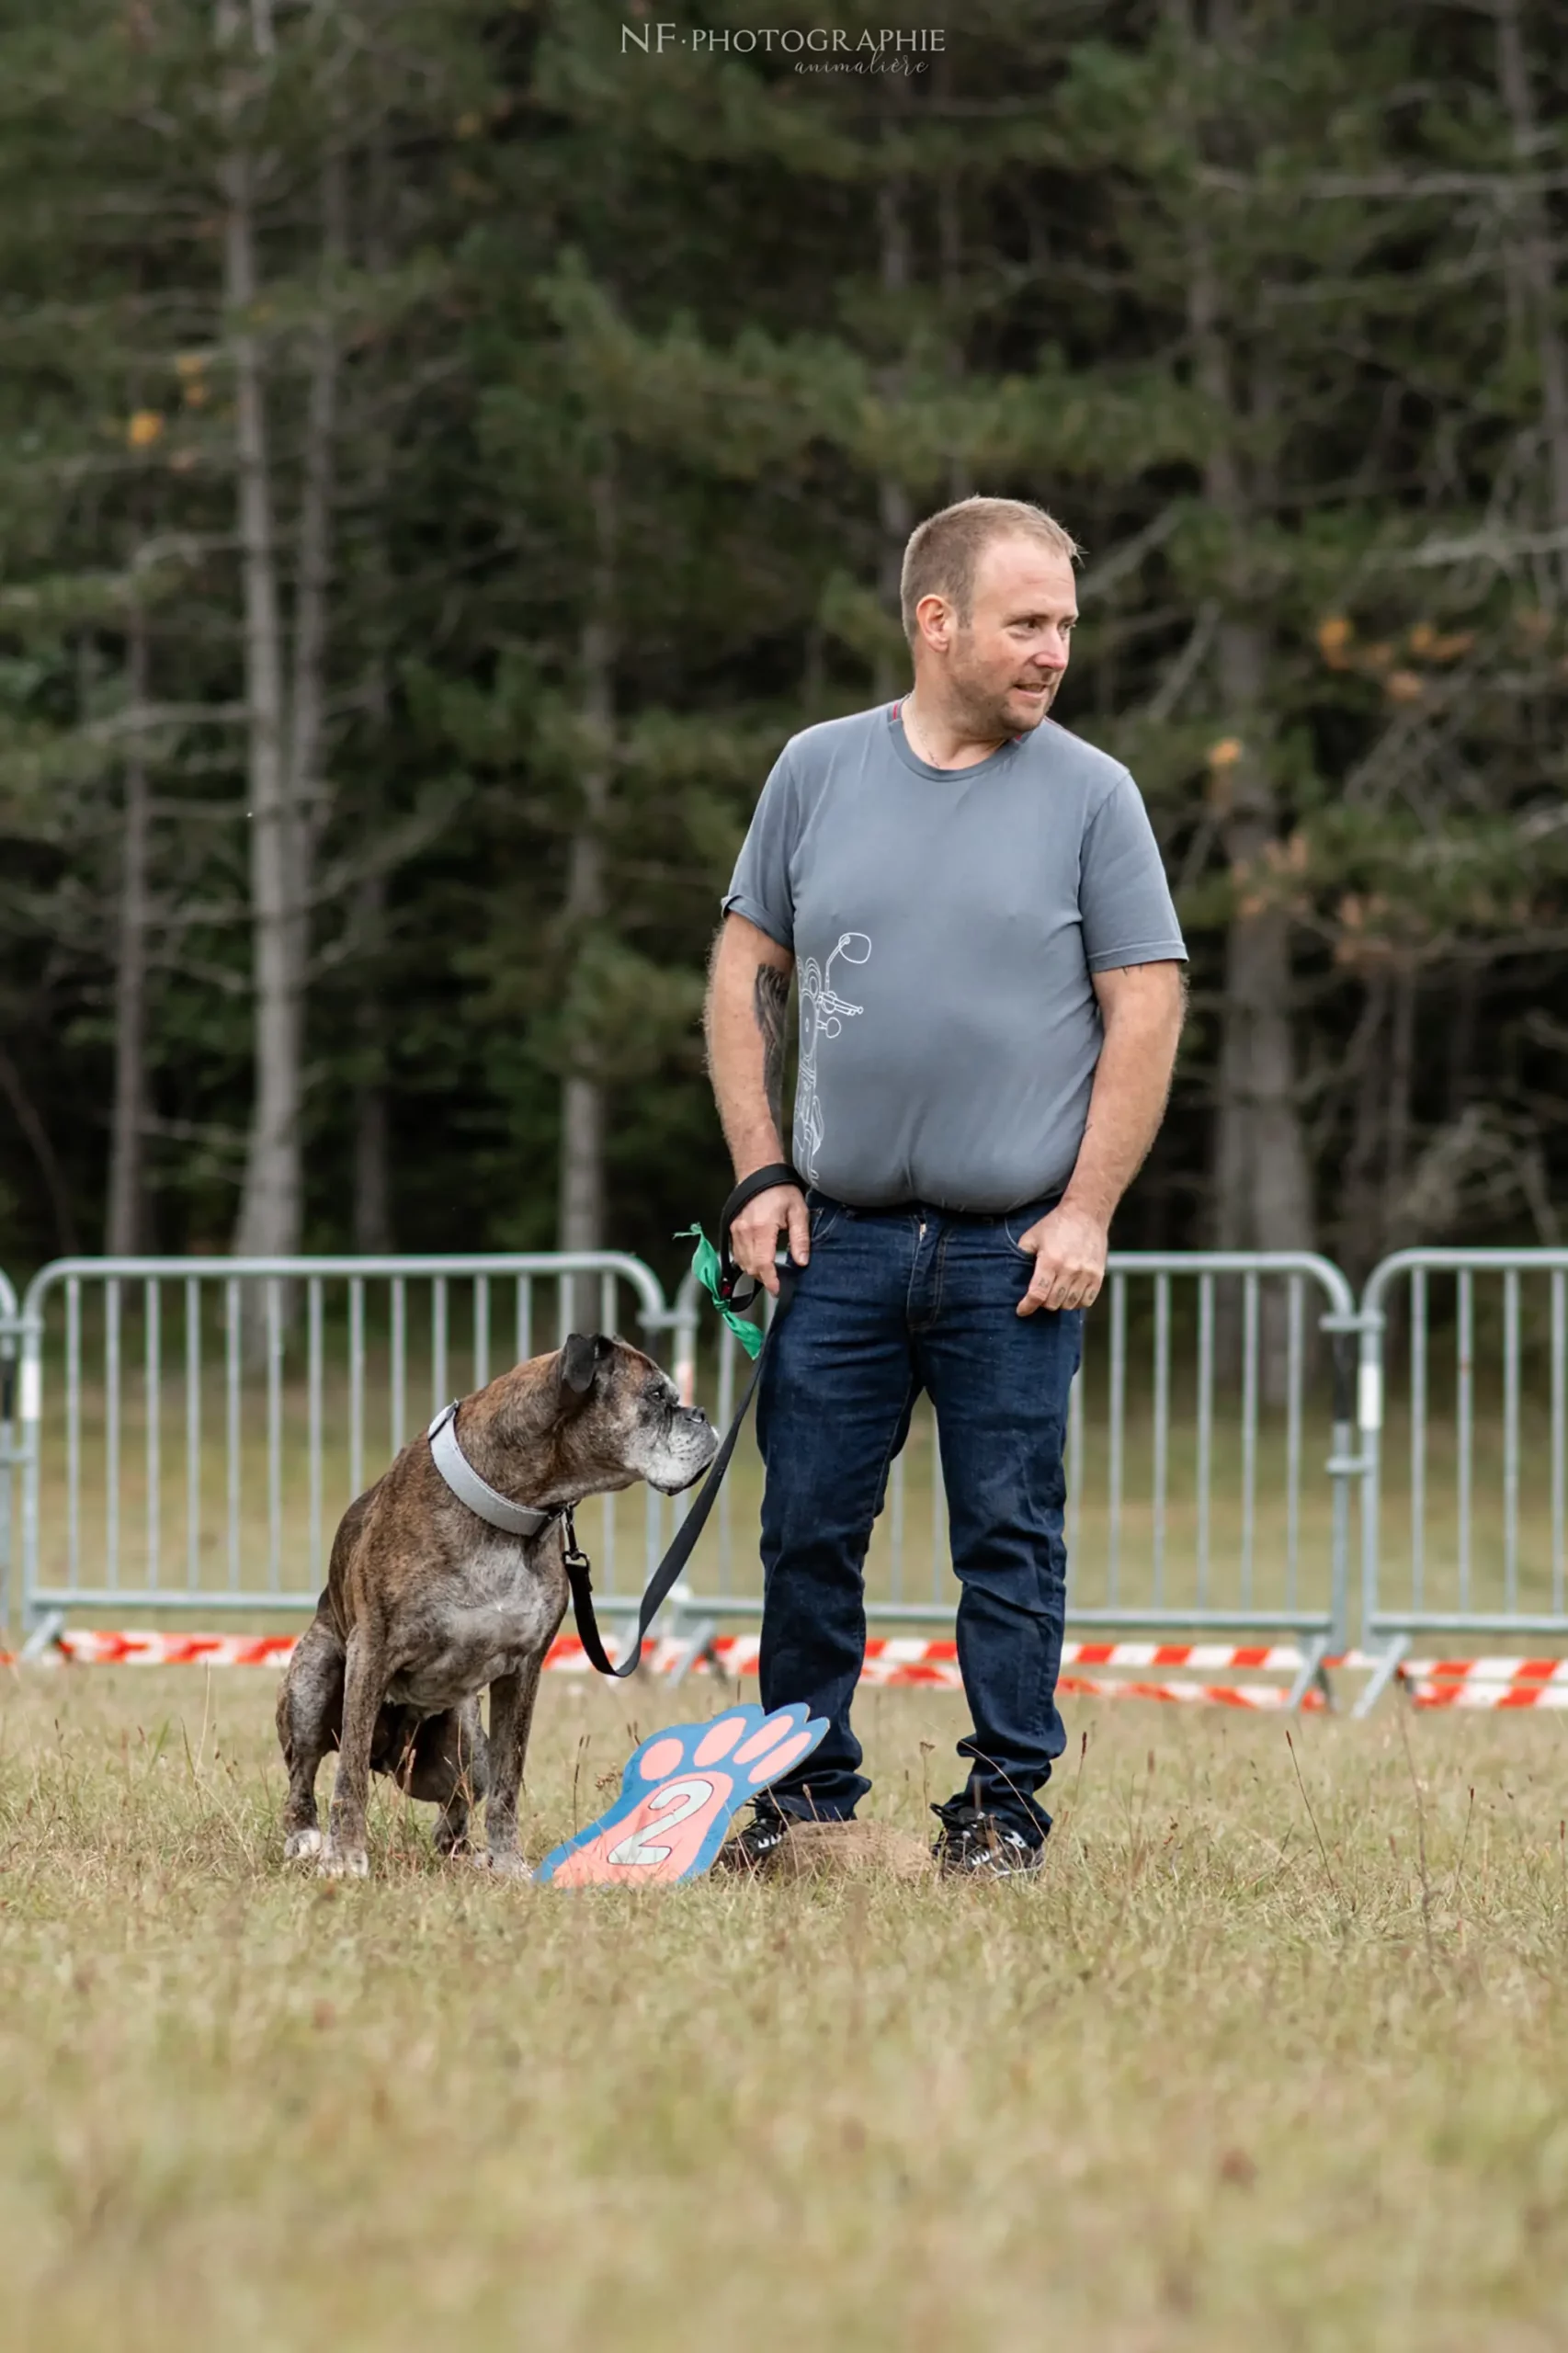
[276,1333,717,1878]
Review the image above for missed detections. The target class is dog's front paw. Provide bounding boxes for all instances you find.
[283,1826,323,1861]
[318,1843,369,1880]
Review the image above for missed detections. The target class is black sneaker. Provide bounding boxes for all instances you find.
[714,1794,793,1873]
[930,1798,1045,1880]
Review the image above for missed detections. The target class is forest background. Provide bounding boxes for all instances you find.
[1,0,1565,1303]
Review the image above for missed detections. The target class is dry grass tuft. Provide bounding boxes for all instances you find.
[4,1667,1568,2351]
[758,1818,933,1882]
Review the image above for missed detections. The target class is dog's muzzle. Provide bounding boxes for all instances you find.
[654,1406,719,1494]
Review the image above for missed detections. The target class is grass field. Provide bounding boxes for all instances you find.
[4,1666,1568,2351]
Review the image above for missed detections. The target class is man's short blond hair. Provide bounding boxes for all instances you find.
[900,496,1081,643]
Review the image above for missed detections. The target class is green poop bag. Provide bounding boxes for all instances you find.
[676,1224,765,1361]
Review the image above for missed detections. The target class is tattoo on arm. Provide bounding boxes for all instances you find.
[754,965,790,1137]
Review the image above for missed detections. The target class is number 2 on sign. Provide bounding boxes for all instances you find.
[605,1777,717,1868]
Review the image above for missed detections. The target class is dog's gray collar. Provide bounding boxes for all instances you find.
[427,1401,562,1541]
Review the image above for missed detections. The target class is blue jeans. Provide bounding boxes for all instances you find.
[756,1195,1082,1845]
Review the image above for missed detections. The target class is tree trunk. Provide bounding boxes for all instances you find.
[1382,962,1416,1235]
[1188,239,1313,1267]
[1209,627,1315,1262]
[351,122,395,1261]
[937,165,971,506]
[0,1042,78,1256]
[874,167,911,701]
[353,1059,392,1256]
[1184,183,1312,1397]
[1496,0,1568,550]
[351,854,392,1254]
[1338,972,1388,1283]
[222,0,301,1261]
[558,468,616,1323]
[1447,967,1477,1122]
[288,146,345,909]
[229,51,343,1266]
[107,605,151,1255]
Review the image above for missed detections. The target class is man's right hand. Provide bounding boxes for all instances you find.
[730,1182,809,1296]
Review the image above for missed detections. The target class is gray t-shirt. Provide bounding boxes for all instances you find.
[722,703,1187,1212]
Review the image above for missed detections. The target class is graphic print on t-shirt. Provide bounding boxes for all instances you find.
[795,930,872,1184]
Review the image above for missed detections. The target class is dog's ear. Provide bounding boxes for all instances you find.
[559,1331,610,1405]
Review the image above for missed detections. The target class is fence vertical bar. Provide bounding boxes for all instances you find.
[889,1449,906,1606]
[1544,1270,1553,1619]
[645,1461,665,1586]
[1411,1269,1426,1611]
[0,1279,12,1636]
[1066,1316,1085,1565]
[308,1278,324,1587]
[474,1276,491,1391]
[1285,1277,1302,1611]
[1503,1268,1520,1614]
[432,1278,449,1418]
[1196,1274,1213,1609]
[1108,1274,1126,1608]
[105,1278,120,1592]
[225,1279,241,1592]
[1329,1309,1356,1658]
[1240,1272,1258,1606]
[66,1277,81,1590]
[17,1296,43,1631]
[515,1278,531,1366]
[266,1279,283,1593]
[144,1279,161,1591]
[348,1279,365,1504]
[391,1277,406,1456]
[930,1423,946,1605]
[1151,1273,1169,1606]
[185,1278,200,1592]
[1356,1270,1384,1656]
[1457,1269,1473,1612]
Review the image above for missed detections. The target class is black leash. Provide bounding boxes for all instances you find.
[564,1163,801,1677]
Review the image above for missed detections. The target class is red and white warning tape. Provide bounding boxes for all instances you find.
[2,1628,1563,1711]
[1404,1656,1568,1687]
[3,1628,301,1669]
[1061,1675,1324,1711]
[0,1630,1329,1680]
[1402,1659,1568,1710]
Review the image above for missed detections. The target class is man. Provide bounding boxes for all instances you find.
[704,495,1187,1877]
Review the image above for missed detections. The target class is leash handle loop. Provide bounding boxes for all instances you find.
[717,1160,801,1311]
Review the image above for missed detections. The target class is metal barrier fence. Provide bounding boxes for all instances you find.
[12,1254,675,1635]
[14,1240,1568,1699]
[1355,1248,1568,1711]
[671,1250,1361,1693]
[0,1264,17,1632]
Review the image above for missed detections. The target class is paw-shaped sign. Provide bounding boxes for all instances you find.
[534,1703,826,1886]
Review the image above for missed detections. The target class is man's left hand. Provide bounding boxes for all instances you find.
[1015,1201,1108,1317]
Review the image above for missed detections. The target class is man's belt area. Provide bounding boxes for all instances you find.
[803,1189,1062,1226]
